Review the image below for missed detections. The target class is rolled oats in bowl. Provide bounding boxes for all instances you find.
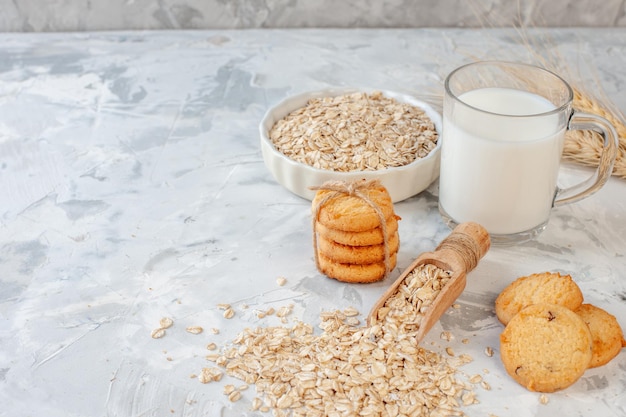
[260,88,442,202]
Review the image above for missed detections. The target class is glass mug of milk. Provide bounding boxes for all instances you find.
[438,61,618,245]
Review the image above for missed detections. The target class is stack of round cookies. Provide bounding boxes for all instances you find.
[311,180,401,283]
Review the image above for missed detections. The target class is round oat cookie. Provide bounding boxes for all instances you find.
[317,252,398,283]
[575,303,626,368]
[500,303,593,393]
[315,214,400,247]
[312,184,395,232]
[495,272,584,325]
[317,232,400,265]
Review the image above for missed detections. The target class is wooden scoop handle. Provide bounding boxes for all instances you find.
[431,221,491,275]
[367,222,490,328]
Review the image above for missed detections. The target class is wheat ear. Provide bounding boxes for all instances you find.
[565,88,626,179]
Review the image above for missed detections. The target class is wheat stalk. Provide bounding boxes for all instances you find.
[566,89,626,179]
[508,29,626,179]
[460,0,626,180]
[504,34,625,179]
[521,40,626,179]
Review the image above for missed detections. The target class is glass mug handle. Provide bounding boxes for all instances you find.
[553,111,619,207]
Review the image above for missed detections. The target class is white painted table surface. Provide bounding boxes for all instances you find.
[0,28,625,417]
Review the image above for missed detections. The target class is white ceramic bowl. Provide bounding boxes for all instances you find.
[259,88,442,203]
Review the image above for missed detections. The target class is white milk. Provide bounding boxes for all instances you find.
[439,87,565,235]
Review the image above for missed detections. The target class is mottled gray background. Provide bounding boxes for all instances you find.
[0,0,624,32]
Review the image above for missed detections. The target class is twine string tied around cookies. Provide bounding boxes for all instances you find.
[310,179,391,277]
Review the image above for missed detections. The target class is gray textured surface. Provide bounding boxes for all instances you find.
[0,27,625,416]
[0,0,624,32]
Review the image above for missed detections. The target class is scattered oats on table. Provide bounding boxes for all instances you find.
[268,91,438,172]
[186,326,203,334]
[275,304,293,319]
[469,374,483,384]
[159,317,174,329]
[198,367,223,384]
[343,306,359,317]
[205,303,477,416]
[157,263,484,416]
[222,307,235,319]
[227,390,242,402]
[150,317,174,338]
[150,328,166,339]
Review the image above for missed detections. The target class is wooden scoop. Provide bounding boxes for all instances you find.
[367,222,491,343]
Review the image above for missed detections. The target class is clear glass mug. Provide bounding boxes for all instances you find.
[438,61,618,245]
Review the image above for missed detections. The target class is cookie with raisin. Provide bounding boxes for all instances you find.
[500,303,593,392]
